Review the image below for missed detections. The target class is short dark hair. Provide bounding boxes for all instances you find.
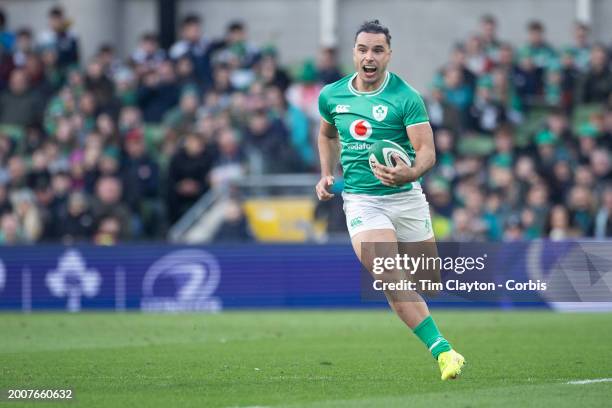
[49,6,64,18]
[481,14,496,25]
[355,19,391,47]
[592,42,608,54]
[527,20,544,32]
[141,32,158,43]
[322,47,337,57]
[182,14,201,27]
[228,21,244,32]
[16,27,32,38]
[98,43,114,54]
[452,42,466,53]
[575,21,590,31]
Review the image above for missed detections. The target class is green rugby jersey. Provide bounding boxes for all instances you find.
[318,71,430,195]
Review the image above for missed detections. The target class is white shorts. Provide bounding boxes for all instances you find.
[342,184,434,242]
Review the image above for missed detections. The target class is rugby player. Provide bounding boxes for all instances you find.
[315,20,465,380]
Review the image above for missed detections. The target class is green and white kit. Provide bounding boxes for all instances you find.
[318,71,434,241]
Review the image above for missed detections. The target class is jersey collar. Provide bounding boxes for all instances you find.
[348,71,390,97]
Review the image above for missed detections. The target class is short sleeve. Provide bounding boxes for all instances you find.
[403,90,429,127]
[318,87,334,124]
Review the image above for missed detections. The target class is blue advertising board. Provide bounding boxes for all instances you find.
[0,242,610,312]
[0,244,363,311]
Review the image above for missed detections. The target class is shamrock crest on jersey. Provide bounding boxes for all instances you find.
[372,105,388,121]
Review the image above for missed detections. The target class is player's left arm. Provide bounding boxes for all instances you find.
[372,122,435,187]
[405,122,436,179]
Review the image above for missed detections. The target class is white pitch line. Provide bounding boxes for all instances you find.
[566,378,612,385]
[225,406,270,408]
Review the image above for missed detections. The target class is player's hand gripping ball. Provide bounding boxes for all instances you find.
[368,140,415,187]
[368,140,411,172]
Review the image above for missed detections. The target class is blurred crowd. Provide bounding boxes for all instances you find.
[0,6,342,244]
[0,7,610,245]
[422,15,612,241]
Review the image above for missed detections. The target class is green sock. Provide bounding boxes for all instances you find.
[412,315,452,359]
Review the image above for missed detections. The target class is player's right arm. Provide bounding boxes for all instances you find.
[316,118,340,201]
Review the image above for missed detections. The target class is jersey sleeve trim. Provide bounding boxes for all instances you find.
[406,121,429,128]
[402,92,430,127]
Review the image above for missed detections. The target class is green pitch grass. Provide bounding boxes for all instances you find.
[1,310,611,407]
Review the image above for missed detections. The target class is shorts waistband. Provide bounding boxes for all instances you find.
[342,182,422,200]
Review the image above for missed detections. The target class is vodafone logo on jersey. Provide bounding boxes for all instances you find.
[349,119,372,140]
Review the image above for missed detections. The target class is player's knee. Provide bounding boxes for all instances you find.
[388,297,422,315]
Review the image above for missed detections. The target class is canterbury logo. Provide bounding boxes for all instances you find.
[335,105,350,113]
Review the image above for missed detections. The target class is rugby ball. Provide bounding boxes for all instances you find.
[368,140,411,173]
